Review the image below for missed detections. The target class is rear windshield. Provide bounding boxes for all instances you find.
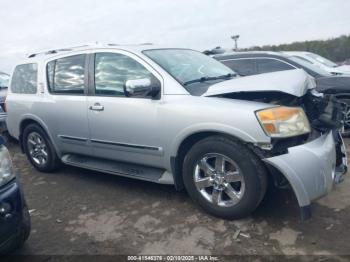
[11,63,38,94]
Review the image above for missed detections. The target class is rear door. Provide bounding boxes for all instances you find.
[86,51,164,167]
[44,54,91,156]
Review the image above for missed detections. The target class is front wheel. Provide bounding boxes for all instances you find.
[183,136,267,219]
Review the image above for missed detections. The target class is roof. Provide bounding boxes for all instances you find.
[282,51,311,56]
[24,43,178,63]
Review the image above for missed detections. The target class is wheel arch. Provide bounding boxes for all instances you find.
[19,116,59,154]
[170,130,255,191]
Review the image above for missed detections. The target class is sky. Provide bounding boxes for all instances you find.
[0,0,350,73]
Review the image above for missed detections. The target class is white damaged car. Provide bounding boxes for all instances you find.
[6,46,347,219]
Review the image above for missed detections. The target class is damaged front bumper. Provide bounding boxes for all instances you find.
[263,130,347,220]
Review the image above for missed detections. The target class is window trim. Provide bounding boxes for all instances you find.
[46,54,88,96]
[89,51,162,99]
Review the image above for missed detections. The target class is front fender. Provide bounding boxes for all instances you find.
[169,122,269,158]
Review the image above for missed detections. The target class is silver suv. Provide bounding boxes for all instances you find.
[6,45,347,219]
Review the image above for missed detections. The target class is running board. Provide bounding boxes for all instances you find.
[61,154,174,184]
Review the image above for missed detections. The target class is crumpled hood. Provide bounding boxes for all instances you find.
[202,69,316,97]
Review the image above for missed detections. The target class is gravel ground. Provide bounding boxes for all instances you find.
[7,139,350,256]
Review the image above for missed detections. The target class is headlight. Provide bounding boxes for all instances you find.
[256,107,311,138]
[0,145,15,186]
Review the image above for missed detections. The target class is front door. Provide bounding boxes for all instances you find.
[87,51,164,167]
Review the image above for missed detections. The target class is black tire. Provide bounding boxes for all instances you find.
[183,135,267,219]
[21,202,31,243]
[23,123,60,172]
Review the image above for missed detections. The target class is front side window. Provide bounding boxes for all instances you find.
[47,54,85,94]
[256,58,294,74]
[94,52,154,96]
[222,59,257,76]
[11,63,38,94]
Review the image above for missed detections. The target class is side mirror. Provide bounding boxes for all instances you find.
[124,78,160,98]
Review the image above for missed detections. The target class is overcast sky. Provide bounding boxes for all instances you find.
[1,0,350,72]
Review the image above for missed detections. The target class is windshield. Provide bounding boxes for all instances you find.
[0,73,10,88]
[143,49,235,86]
[289,56,332,76]
[306,53,338,68]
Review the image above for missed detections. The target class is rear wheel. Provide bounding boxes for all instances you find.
[183,136,267,219]
[23,124,60,172]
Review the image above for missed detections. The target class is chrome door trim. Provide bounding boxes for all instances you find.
[58,135,88,142]
[90,139,161,152]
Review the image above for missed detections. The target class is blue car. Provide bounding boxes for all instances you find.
[0,136,30,254]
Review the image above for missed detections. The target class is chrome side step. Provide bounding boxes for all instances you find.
[61,154,174,184]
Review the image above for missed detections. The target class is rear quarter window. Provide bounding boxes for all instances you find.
[11,63,38,94]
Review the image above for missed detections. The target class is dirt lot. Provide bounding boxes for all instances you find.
[8,139,350,256]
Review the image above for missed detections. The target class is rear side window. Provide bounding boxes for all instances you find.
[221,59,257,76]
[47,54,86,94]
[256,58,294,74]
[11,63,38,94]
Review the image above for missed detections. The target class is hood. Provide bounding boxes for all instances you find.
[202,69,315,97]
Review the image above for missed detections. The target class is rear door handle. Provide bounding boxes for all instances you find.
[89,103,104,111]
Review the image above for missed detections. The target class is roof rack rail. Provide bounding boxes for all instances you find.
[27,43,98,58]
[107,43,153,47]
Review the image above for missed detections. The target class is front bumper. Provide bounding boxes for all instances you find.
[263,131,347,210]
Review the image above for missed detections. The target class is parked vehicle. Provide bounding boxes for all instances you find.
[213,51,350,135]
[282,51,350,75]
[0,136,31,254]
[6,45,347,219]
[0,72,9,133]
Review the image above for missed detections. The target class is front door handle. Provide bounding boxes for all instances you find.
[89,103,104,111]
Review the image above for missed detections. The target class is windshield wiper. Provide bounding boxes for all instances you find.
[183,73,236,86]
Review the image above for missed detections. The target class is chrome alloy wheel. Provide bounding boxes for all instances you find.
[27,132,48,166]
[193,153,245,207]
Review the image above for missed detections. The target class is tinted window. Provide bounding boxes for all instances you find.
[11,63,38,94]
[256,59,294,74]
[95,53,154,96]
[221,59,257,76]
[47,54,85,94]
